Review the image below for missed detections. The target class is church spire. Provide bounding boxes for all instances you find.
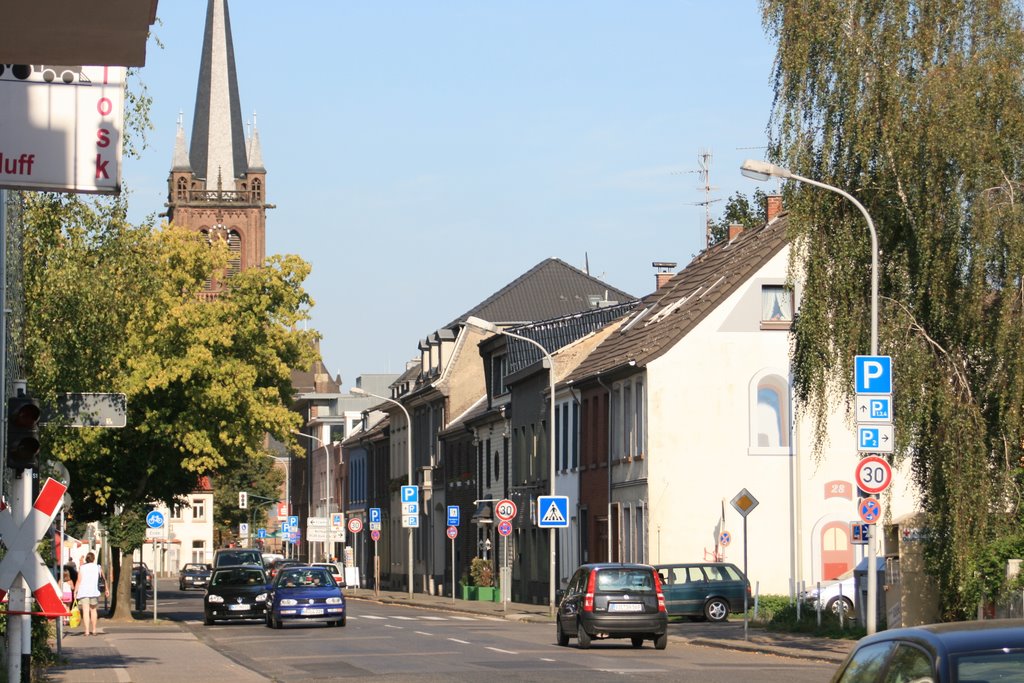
[189,0,247,183]
[247,112,265,172]
[172,111,192,171]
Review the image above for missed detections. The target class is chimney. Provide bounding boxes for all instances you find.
[652,261,677,290]
[728,223,744,241]
[766,194,783,223]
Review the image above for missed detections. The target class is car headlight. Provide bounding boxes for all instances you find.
[280,598,298,606]
[255,593,268,602]
[207,594,224,604]
[326,597,343,604]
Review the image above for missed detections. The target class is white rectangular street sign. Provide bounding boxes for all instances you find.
[0,65,125,193]
[306,516,327,529]
[144,528,163,539]
[369,522,381,531]
[402,515,420,528]
[401,502,419,515]
[858,425,895,453]
[307,528,326,542]
[856,395,893,423]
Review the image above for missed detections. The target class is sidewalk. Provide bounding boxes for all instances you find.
[44,587,852,681]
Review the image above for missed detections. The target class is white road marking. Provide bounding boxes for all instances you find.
[385,624,403,629]
[540,658,556,662]
[391,615,416,620]
[419,616,446,620]
[449,616,476,621]
[447,638,471,644]
[358,615,386,619]
[486,647,518,655]
[415,631,433,636]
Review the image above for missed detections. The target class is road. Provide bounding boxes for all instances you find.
[152,582,837,682]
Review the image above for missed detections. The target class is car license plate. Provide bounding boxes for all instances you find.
[301,608,324,615]
[609,602,643,612]
[228,604,250,611]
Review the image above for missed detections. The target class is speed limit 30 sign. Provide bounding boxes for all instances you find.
[855,455,893,495]
[495,499,517,522]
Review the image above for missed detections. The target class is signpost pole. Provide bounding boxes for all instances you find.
[374,540,380,598]
[451,536,455,604]
[743,516,748,642]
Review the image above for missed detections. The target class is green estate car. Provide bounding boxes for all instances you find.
[653,562,751,622]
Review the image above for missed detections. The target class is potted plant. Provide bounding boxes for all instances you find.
[458,572,476,600]
[470,557,495,601]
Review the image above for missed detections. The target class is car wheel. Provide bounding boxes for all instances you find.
[654,633,668,650]
[339,615,346,627]
[704,598,729,622]
[576,621,591,650]
[631,637,644,648]
[556,619,570,646]
[204,614,214,625]
[273,617,283,629]
[827,596,854,618]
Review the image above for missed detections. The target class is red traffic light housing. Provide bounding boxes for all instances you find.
[7,396,41,470]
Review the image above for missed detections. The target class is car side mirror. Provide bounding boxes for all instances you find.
[555,589,565,603]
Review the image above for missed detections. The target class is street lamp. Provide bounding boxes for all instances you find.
[464,315,558,617]
[293,430,332,562]
[741,159,881,634]
[350,386,415,600]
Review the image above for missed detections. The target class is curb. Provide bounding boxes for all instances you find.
[683,636,849,664]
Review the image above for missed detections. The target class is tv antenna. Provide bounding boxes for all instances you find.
[693,149,721,248]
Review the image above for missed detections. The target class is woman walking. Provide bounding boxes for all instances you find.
[74,552,108,635]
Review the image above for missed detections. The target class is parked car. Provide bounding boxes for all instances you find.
[203,564,270,625]
[261,552,284,567]
[830,619,1024,682]
[266,565,346,629]
[802,570,856,619]
[213,548,264,568]
[653,562,751,622]
[178,563,213,591]
[556,563,668,650]
[312,562,346,587]
[130,563,153,590]
[267,558,302,582]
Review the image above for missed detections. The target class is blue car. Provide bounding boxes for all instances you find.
[265,565,346,629]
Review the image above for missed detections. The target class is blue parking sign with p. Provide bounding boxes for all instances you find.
[369,508,381,524]
[401,485,418,503]
[855,355,892,394]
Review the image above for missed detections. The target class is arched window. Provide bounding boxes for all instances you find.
[176,176,188,200]
[748,370,792,455]
[227,230,242,276]
[252,178,262,202]
[821,522,854,580]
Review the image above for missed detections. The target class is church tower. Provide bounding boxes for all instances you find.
[166,0,269,294]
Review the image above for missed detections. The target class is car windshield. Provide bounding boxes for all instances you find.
[596,569,655,592]
[956,649,1024,679]
[211,568,265,587]
[183,564,206,572]
[278,569,332,588]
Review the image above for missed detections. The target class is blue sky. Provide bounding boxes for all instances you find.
[123,1,778,388]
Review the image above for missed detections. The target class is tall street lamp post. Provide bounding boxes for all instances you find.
[464,316,558,617]
[741,159,881,634]
[351,387,415,600]
[293,430,331,562]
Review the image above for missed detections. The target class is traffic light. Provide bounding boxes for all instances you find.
[239,491,248,509]
[7,396,41,470]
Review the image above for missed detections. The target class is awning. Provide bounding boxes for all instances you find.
[470,502,493,525]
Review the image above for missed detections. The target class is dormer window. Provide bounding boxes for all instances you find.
[760,285,793,329]
[490,353,508,398]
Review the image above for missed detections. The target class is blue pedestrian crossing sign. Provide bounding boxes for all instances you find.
[447,505,460,526]
[401,485,419,503]
[855,355,892,394]
[537,496,569,528]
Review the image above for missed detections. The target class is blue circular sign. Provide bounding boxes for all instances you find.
[146,510,165,528]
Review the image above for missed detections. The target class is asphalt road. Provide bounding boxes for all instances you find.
[153,584,838,682]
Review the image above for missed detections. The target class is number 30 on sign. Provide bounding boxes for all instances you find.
[855,455,893,495]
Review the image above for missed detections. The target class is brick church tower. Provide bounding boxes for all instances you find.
[165,0,269,294]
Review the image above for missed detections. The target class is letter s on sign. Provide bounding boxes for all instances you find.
[97,128,110,149]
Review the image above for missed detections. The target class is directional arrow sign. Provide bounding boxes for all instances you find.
[857,425,894,453]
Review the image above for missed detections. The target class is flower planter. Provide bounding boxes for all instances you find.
[476,586,496,602]
[460,583,478,600]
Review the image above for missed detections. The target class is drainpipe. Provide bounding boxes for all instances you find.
[595,374,613,562]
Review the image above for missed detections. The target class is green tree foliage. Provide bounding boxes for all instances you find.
[763,0,1024,618]
[213,455,285,547]
[709,189,768,245]
[16,192,315,615]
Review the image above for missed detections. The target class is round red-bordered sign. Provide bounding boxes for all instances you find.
[347,517,363,534]
[370,529,380,542]
[495,499,517,522]
[859,496,883,524]
[855,455,893,495]
[719,531,731,547]
[498,520,513,536]
[446,525,458,539]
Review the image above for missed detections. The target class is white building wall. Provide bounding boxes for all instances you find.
[644,246,916,596]
[140,491,215,575]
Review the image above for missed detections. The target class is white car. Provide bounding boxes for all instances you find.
[802,571,856,618]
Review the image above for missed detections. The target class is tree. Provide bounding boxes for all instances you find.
[17,192,316,618]
[213,455,285,547]
[709,189,768,245]
[763,0,1024,618]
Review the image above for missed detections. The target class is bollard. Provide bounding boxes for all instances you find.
[135,578,147,611]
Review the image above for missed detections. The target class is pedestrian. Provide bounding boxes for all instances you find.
[60,570,74,626]
[74,551,108,635]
